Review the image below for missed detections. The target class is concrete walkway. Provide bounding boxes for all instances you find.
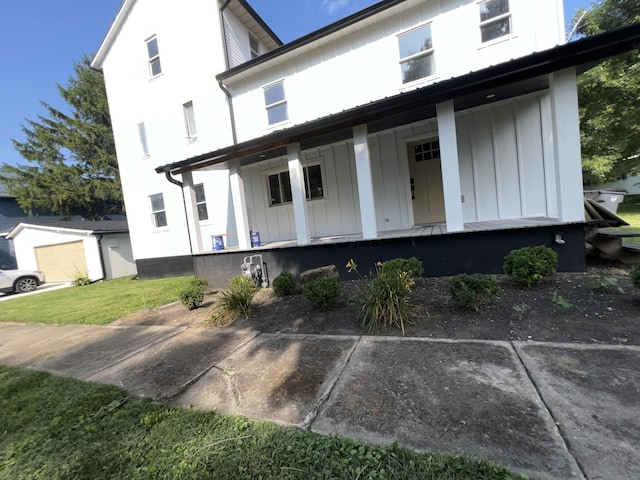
[0,322,638,480]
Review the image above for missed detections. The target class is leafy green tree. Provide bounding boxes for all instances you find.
[576,0,640,184]
[0,56,123,218]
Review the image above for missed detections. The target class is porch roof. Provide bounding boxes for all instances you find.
[156,22,640,177]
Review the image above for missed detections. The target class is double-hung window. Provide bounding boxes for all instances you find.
[249,33,259,59]
[268,164,324,206]
[138,122,150,157]
[194,184,208,221]
[479,0,511,43]
[398,24,434,84]
[264,81,288,125]
[183,102,197,141]
[149,193,167,228]
[146,36,162,77]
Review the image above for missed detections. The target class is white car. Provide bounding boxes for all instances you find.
[0,269,45,294]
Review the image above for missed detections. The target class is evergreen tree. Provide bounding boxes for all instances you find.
[0,55,123,219]
[576,0,640,184]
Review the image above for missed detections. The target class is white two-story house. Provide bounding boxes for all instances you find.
[92,0,640,285]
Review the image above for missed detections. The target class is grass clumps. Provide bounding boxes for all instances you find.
[450,273,499,311]
[272,270,297,295]
[178,278,208,310]
[631,265,640,289]
[304,277,342,308]
[503,245,557,287]
[0,365,525,480]
[209,275,258,325]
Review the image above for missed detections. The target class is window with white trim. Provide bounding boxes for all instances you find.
[183,101,197,141]
[398,24,434,84]
[267,164,324,206]
[249,33,259,59]
[149,193,167,228]
[194,184,208,221]
[264,81,288,125]
[146,36,162,77]
[138,122,150,157]
[479,0,511,43]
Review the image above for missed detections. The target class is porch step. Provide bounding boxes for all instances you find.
[585,228,640,265]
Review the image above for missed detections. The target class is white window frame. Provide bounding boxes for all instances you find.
[398,23,435,85]
[249,33,259,59]
[478,0,511,44]
[263,80,288,126]
[146,35,162,77]
[137,122,150,157]
[183,101,197,141]
[194,183,208,221]
[266,163,325,207]
[149,193,167,228]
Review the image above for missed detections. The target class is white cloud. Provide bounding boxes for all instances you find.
[321,0,349,15]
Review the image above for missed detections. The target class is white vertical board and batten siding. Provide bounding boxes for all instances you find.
[224,8,254,68]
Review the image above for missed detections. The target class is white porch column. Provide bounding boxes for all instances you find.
[181,171,204,253]
[287,142,311,245]
[550,67,584,222]
[436,100,464,232]
[353,124,377,239]
[229,162,251,250]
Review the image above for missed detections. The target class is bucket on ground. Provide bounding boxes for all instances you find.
[250,230,261,247]
[213,235,225,251]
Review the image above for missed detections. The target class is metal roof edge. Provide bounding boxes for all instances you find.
[237,0,283,46]
[91,0,135,69]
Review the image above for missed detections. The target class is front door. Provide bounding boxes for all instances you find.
[408,138,445,225]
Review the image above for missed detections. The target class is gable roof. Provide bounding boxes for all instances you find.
[7,220,129,240]
[157,22,640,176]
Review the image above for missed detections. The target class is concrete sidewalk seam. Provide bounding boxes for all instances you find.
[161,330,263,402]
[510,341,588,480]
[301,336,363,431]
[513,340,640,352]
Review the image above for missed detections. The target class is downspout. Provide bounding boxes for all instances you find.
[219,0,238,144]
[97,234,107,281]
[164,171,194,255]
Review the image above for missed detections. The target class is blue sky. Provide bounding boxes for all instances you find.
[0,0,591,167]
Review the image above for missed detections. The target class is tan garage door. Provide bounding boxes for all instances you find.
[35,241,88,282]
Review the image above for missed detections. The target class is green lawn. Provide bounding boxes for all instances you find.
[616,194,640,244]
[0,365,524,480]
[0,275,194,325]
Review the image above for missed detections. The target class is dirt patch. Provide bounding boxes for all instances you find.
[112,258,640,345]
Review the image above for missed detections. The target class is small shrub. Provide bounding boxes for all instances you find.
[381,257,424,279]
[503,246,558,287]
[272,271,297,296]
[72,272,91,287]
[450,273,499,311]
[209,275,257,325]
[304,277,342,308]
[179,278,208,310]
[631,265,640,289]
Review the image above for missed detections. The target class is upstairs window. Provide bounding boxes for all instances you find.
[264,81,288,125]
[149,193,167,228]
[249,33,259,59]
[138,122,150,157]
[194,184,208,221]
[398,24,434,84]
[267,164,324,206]
[479,0,511,43]
[183,101,197,141]
[146,36,162,77]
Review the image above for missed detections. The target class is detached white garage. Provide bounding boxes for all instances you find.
[7,220,137,282]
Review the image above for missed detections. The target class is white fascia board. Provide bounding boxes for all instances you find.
[7,223,96,240]
[91,0,137,70]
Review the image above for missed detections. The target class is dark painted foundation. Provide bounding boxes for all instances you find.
[191,223,586,288]
[136,255,194,280]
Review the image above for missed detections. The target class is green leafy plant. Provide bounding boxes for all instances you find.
[209,275,258,325]
[380,256,424,279]
[591,275,624,293]
[450,273,499,311]
[303,276,342,308]
[72,271,91,287]
[503,246,558,287]
[178,278,208,310]
[272,270,297,296]
[631,265,640,289]
[551,291,573,310]
[512,303,529,320]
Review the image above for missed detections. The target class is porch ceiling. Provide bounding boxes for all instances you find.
[156,22,640,177]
